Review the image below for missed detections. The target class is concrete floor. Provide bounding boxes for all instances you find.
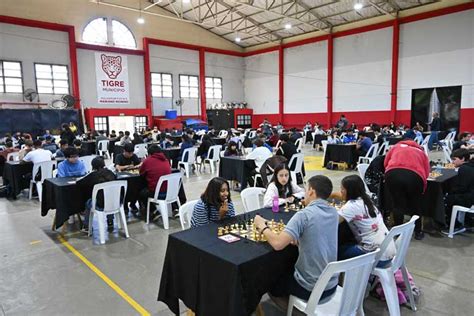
[0,146,473,316]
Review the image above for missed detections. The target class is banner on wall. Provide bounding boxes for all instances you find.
[95,53,130,104]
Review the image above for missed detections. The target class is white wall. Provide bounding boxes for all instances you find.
[284,41,327,113]
[398,10,474,110]
[77,49,146,109]
[149,44,200,116]
[244,52,279,114]
[205,53,244,104]
[0,22,70,104]
[334,28,392,112]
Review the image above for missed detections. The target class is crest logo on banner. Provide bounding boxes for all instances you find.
[95,53,129,104]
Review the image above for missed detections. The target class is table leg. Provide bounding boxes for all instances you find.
[51,214,56,231]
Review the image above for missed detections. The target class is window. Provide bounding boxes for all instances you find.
[134,116,148,132]
[82,18,136,49]
[205,77,222,99]
[237,115,252,128]
[179,75,199,99]
[0,61,23,93]
[35,64,69,94]
[151,73,173,98]
[94,117,109,133]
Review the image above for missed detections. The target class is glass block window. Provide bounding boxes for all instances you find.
[237,115,252,128]
[0,61,23,93]
[94,116,108,133]
[134,116,147,132]
[205,77,222,99]
[151,73,173,98]
[35,64,69,94]
[179,75,199,99]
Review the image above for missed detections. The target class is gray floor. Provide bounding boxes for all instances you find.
[0,146,473,316]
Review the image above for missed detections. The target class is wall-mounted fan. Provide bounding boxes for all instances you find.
[175,98,184,117]
[23,89,39,102]
[50,94,76,109]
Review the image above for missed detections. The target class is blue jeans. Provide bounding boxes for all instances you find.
[339,244,391,268]
[428,131,439,151]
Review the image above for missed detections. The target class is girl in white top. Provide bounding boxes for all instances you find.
[263,163,305,208]
[338,175,396,266]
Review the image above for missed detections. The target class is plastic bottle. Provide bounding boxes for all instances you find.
[272,195,279,213]
[436,159,443,173]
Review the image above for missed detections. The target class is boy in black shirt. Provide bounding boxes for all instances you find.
[114,143,142,172]
[73,139,88,157]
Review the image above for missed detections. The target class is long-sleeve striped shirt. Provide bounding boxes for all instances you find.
[190,199,236,228]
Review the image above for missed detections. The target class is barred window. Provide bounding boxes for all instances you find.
[151,73,173,98]
[179,75,199,99]
[35,63,69,94]
[134,116,147,132]
[94,117,109,133]
[205,77,222,99]
[0,61,23,93]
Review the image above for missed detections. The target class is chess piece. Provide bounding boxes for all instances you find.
[218,227,223,236]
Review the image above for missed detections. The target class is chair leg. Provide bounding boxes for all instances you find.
[119,208,130,238]
[88,211,93,237]
[29,181,34,200]
[146,200,151,224]
[184,164,190,178]
[448,207,459,238]
[159,202,169,229]
[116,212,122,229]
[378,271,401,316]
[96,212,106,244]
[400,265,417,311]
[286,296,295,316]
[52,214,57,231]
[210,161,215,174]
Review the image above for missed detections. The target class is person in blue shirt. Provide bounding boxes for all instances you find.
[55,139,69,158]
[191,177,235,227]
[342,130,357,144]
[57,147,87,177]
[42,136,58,154]
[356,132,373,157]
[178,134,194,161]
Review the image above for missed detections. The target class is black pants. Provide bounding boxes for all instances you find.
[242,160,258,189]
[385,169,424,233]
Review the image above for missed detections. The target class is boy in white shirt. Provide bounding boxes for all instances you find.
[23,140,53,164]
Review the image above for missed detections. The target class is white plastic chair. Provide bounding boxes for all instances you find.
[202,145,222,174]
[275,140,282,151]
[134,143,148,159]
[295,138,303,153]
[79,155,96,173]
[29,160,56,201]
[357,143,379,165]
[288,153,305,184]
[377,141,389,156]
[241,187,265,213]
[287,250,379,316]
[321,140,328,154]
[370,215,419,316]
[146,173,182,228]
[97,140,110,159]
[447,205,474,238]
[248,130,257,139]
[178,147,198,178]
[441,144,452,163]
[421,134,431,153]
[218,130,228,138]
[88,180,129,245]
[178,199,199,230]
[6,152,19,162]
[357,163,371,193]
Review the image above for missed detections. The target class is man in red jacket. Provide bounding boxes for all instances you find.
[139,144,171,219]
[384,140,430,240]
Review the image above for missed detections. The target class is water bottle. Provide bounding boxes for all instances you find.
[272,195,279,213]
[436,159,442,173]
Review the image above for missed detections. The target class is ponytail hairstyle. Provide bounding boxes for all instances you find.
[269,163,293,198]
[341,175,376,218]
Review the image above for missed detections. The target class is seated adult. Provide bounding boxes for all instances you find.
[453,132,474,151]
[356,132,373,157]
[18,140,33,160]
[327,131,341,144]
[289,128,303,143]
[260,135,273,152]
[161,135,174,149]
[268,129,280,147]
[443,149,474,233]
[114,143,142,172]
[23,140,53,164]
[132,133,144,145]
[275,134,297,162]
[254,175,338,305]
[178,134,194,161]
[57,147,87,177]
[197,134,214,160]
[55,139,69,159]
[191,177,235,227]
[342,130,357,144]
[42,136,58,154]
[338,175,396,267]
[224,141,241,157]
[73,139,88,157]
[119,131,132,146]
[139,145,172,219]
[246,138,272,170]
[263,163,305,208]
[0,141,19,161]
[95,130,108,145]
[77,157,116,232]
[108,130,118,141]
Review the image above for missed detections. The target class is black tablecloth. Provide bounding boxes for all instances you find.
[219,157,253,189]
[380,168,457,225]
[41,173,146,229]
[162,148,181,168]
[171,136,182,145]
[324,144,357,169]
[212,137,226,146]
[81,141,96,155]
[158,207,298,316]
[2,161,33,198]
[313,135,327,148]
[386,137,403,145]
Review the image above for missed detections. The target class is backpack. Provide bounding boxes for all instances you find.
[372,269,421,305]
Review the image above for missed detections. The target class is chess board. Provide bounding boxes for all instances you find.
[429,171,442,179]
[126,169,140,175]
[218,219,286,243]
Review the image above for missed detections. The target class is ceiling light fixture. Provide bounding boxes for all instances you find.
[183,0,191,4]
[285,23,292,30]
[354,1,363,10]
[235,37,241,43]
[137,16,145,24]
